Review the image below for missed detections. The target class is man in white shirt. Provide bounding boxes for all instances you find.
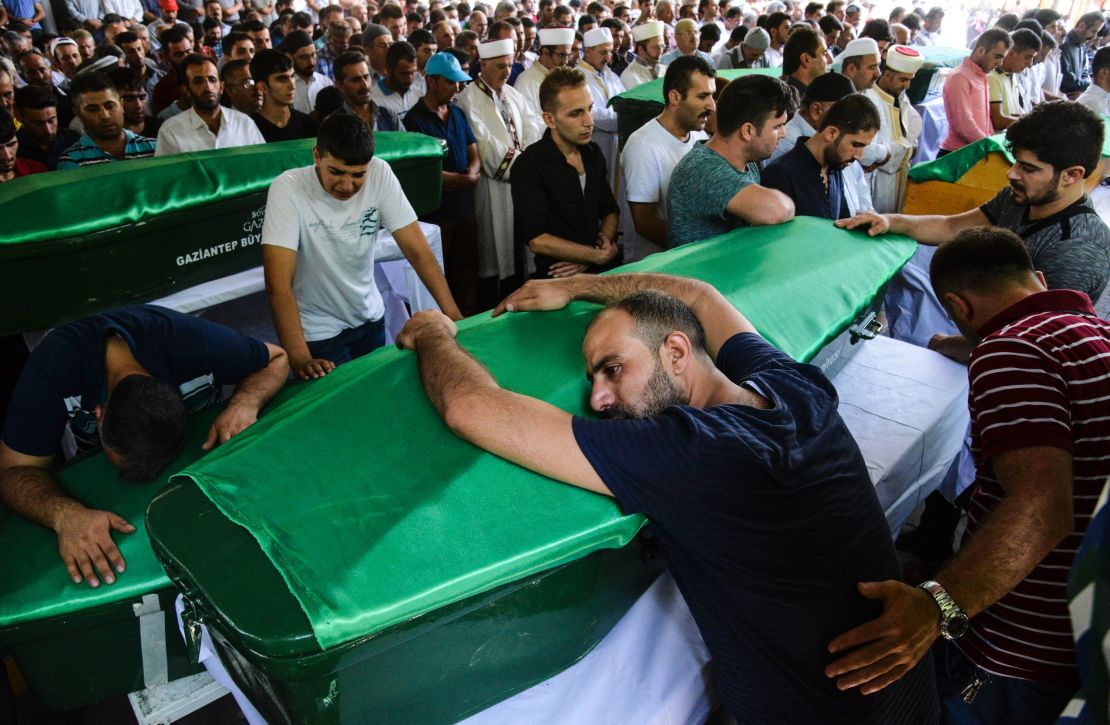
[282,30,330,114]
[514,26,574,115]
[621,55,711,259]
[912,6,943,47]
[769,71,873,216]
[103,0,145,24]
[370,40,422,119]
[763,10,790,68]
[155,53,265,155]
[620,20,665,89]
[456,38,544,305]
[262,114,462,379]
[862,44,923,213]
[577,27,625,188]
[1076,46,1110,116]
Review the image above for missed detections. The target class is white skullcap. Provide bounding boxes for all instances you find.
[885,44,924,74]
[631,20,663,42]
[841,37,880,59]
[538,27,575,46]
[478,38,515,59]
[583,27,613,47]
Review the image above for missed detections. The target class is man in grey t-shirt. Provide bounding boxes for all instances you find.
[666,74,797,247]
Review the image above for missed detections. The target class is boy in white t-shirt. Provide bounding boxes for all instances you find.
[620,56,713,260]
[262,114,462,380]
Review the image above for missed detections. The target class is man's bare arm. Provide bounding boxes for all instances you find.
[529,233,618,266]
[392,220,464,320]
[629,202,669,247]
[0,443,135,587]
[726,184,795,226]
[836,207,989,244]
[494,273,758,359]
[203,342,289,450]
[396,314,610,495]
[264,244,332,379]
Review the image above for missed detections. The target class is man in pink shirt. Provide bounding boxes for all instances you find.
[939,28,1011,156]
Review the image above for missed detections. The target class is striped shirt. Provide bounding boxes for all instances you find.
[56,131,157,170]
[960,289,1110,684]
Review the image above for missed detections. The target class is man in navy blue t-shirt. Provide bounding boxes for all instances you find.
[0,305,289,589]
[396,273,938,723]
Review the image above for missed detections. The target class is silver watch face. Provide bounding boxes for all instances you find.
[942,612,970,640]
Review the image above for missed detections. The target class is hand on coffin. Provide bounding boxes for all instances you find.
[203,401,259,450]
[395,310,459,350]
[292,358,336,381]
[56,504,136,588]
[835,212,890,237]
[491,279,574,317]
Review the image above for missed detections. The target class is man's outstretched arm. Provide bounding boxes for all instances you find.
[493,274,758,358]
[395,312,611,496]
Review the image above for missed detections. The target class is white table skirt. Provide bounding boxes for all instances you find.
[181,333,969,725]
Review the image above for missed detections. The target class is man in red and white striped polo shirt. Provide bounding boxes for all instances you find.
[825,226,1110,722]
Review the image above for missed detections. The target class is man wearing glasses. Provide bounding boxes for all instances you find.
[512,26,574,116]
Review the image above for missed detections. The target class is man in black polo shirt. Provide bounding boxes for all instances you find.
[510,66,620,280]
[250,49,319,141]
[782,25,829,96]
[762,93,879,220]
[403,52,481,314]
[13,84,79,170]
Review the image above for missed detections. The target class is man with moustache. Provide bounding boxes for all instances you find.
[155,54,264,155]
[619,20,664,89]
[513,25,574,115]
[13,85,79,170]
[58,72,157,169]
[621,55,712,257]
[511,67,620,280]
[282,30,330,114]
[762,93,879,221]
[330,50,402,131]
[371,41,422,118]
[49,37,82,90]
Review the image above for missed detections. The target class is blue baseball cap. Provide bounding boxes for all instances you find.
[424,52,472,83]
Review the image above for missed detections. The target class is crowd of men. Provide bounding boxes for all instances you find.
[3,0,1110,722]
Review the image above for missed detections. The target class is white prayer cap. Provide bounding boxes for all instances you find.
[583,27,613,47]
[841,37,880,59]
[631,20,663,43]
[538,27,575,46]
[885,44,924,74]
[478,38,515,59]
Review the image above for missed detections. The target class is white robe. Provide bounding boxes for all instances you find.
[861,86,922,214]
[578,60,626,189]
[456,80,544,280]
[619,59,663,90]
[512,61,549,117]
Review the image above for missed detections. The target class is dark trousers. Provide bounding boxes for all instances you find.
[439,217,480,317]
[306,317,385,366]
[937,149,952,158]
[933,639,1075,725]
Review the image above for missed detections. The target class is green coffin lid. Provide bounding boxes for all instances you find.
[167,216,916,651]
[0,133,446,247]
[610,67,780,107]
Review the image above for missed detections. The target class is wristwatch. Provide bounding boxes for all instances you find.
[918,580,969,640]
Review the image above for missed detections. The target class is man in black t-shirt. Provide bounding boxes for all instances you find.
[396,273,939,723]
[0,305,289,589]
[251,49,320,142]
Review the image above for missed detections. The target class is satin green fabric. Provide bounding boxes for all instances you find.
[909,117,1110,184]
[0,133,445,246]
[0,410,220,628]
[171,217,916,650]
[610,67,781,106]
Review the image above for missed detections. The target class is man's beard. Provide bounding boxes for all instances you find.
[1011,175,1061,207]
[601,360,687,420]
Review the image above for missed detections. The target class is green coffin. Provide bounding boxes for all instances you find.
[142,218,915,724]
[0,408,230,710]
[610,67,780,147]
[0,133,445,336]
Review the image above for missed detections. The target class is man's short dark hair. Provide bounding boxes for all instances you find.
[14,84,57,110]
[242,19,266,32]
[1014,19,1043,36]
[662,54,715,102]
[1006,100,1104,177]
[408,28,435,48]
[1094,46,1110,78]
[105,66,145,92]
[901,13,919,31]
[178,52,216,84]
[115,30,140,46]
[804,2,822,16]
[973,27,1013,52]
[599,290,708,356]
[1040,31,1057,50]
[220,57,251,82]
[539,65,585,113]
[291,10,313,28]
[1033,8,1060,29]
[995,13,1019,31]
[1078,10,1105,29]
[0,108,15,143]
[782,25,820,74]
[386,40,417,67]
[161,25,191,46]
[929,226,1035,303]
[924,5,943,20]
[317,110,375,164]
[222,30,252,56]
[818,14,842,33]
[766,11,790,29]
[860,18,892,43]
[251,48,292,83]
[102,12,125,24]
[99,375,187,484]
[68,71,117,104]
[334,50,369,82]
[1010,27,1042,52]
[818,92,879,133]
[715,74,798,137]
[379,2,404,20]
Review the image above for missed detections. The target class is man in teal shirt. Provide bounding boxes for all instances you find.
[57,72,156,170]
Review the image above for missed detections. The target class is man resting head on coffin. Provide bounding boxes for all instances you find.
[396,274,939,724]
[0,305,289,588]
